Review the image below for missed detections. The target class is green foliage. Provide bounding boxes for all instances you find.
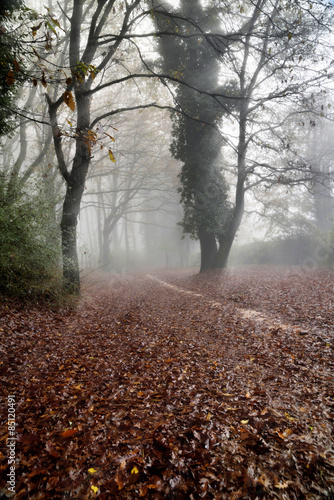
[0,177,62,298]
[179,162,232,240]
[153,0,237,245]
[0,0,28,135]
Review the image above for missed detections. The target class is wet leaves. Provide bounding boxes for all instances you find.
[0,267,334,498]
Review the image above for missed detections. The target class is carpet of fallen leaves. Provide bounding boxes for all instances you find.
[1,266,334,499]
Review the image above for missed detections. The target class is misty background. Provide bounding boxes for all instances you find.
[1,0,334,295]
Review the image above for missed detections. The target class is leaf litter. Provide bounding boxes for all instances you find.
[0,266,333,499]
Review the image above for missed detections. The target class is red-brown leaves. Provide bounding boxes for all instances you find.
[63,90,75,111]
[6,70,15,86]
[1,267,333,498]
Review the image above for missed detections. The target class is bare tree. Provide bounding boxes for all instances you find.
[212,0,334,267]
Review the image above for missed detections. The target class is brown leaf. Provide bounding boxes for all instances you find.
[45,441,60,457]
[6,70,15,86]
[60,428,78,438]
[41,71,47,88]
[63,91,75,111]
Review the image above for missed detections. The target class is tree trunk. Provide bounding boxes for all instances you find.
[215,234,233,269]
[312,167,334,231]
[199,228,217,272]
[124,218,130,263]
[61,151,90,292]
[102,224,112,269]
[60,90,91,293]
[214,96,248,270]
[61,187,81,293]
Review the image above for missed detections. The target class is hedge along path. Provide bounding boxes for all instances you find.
[146,274,317,337]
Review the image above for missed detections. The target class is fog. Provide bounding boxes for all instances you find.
[1,0,334,291]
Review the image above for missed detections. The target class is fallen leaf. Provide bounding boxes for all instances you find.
[61,428,78,438]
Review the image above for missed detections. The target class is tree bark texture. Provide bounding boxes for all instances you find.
[199,228,217,272]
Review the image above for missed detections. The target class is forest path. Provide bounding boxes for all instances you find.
[1,267,334,498]
[147,273,308,335]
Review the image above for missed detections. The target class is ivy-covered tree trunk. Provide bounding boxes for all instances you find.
[199,228,217,272]
[152,0,234,273]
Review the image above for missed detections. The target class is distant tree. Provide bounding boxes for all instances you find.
[44,0,233,291]
[307,119,334,232]
[151,0,235,271]
[41,0,157,292]
[79,103,180,270]
[209,0,333,268]
[151,0,333,270]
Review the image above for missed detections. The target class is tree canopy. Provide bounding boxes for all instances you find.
[0,0,333,292]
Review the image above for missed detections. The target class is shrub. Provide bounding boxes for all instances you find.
[0,191,62,298]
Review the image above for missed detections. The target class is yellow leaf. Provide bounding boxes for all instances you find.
[91,485,99,494]
[285,412,296,422]
[275,428,293,439]
[63,91,75,111]
[66,118,73,127]
[241,420,249,425]
[108,149,116,162]
[258,474,271,487]
[88,468,97,474]
[105,132,116,141]
[131,466,139,474]
[206,412,212,421]
[275,481,290,489]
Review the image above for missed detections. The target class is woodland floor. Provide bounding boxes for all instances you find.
[1,266,334,499]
